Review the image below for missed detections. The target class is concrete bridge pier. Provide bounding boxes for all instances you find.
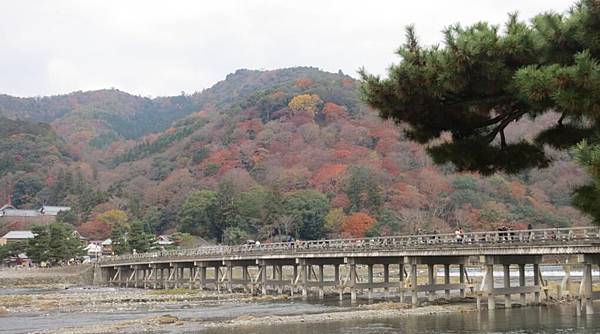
[193,262,207,290]
[257,259,296,295]
[296,258,343,299]
[335,264,342,300]
[478,255,543,311]
[560,262,572,300]
[223,260,257,293]
[399,263,406,303]
[193,261,222,291]
[346,256,404,303]
[405,256,469,307]
[577,255,599,316]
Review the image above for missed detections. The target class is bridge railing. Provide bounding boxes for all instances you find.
[100,226,600,265]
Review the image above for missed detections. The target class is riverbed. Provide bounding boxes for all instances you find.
[0,285,598,334]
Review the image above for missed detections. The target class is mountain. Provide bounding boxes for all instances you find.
[0,67,590,240]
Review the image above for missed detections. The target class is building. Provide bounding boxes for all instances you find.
[155,235,174,247]
[101,238,113,255]
[38,206,71,216]
[0,230,35,246]
[84,243,102,259]
[0,204,71,234]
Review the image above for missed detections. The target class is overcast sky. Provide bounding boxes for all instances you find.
[0,0,574,97]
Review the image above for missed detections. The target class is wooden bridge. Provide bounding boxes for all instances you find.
[97,226,600,314]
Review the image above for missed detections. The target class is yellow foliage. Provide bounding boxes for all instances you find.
[288,94,322,116]
[97,209,129,228]
[324,208,346,235]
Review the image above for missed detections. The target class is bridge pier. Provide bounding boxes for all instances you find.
[295,258,344,299]
[577,255,599,315]
[478,255,543,311]
[222,260,257,293]
[346,256,404,303]
[256,259,296,295]
[405,256,469,307]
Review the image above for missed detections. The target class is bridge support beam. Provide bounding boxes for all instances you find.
[256,259,296,295]
[478,255,543,311]
[345,256,404,303]
[405,256,469,307]
[222,260,257,293]
[295,258,344,299]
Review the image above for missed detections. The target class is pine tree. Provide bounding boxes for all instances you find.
[361,1,600,175]
[128,220,152,253]
[111,224,130,255]
[360,0,600,221]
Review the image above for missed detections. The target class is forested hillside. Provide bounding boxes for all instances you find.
[0,67,590,244]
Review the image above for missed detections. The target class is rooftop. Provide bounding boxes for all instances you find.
[0,209,40,217]
[1,230,35,239]
[39,206,71,215]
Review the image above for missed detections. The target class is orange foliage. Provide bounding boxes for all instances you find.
[295,77,314,89]
[341,212,376,238]
[322,102,347,121]
[310,164,347,192]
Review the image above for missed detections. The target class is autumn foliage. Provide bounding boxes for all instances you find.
[341,212,376,238]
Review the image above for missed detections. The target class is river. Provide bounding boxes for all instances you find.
[1,264,599,334]
[202,305,600,334]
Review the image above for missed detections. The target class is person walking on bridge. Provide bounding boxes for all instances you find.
[455,228,464,244]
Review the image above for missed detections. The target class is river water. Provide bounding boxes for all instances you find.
[201,305,600,334]
[1,264,599,334]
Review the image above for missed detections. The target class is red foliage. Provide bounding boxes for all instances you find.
[341,212,376,238]
[77,220,111,240]
[310,164,347,192]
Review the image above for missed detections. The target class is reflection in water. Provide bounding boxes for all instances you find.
[200,304,600,334]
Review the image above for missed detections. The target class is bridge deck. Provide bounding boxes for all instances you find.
[100,226,600,267]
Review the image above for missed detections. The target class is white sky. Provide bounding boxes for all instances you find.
[0,0,573,97]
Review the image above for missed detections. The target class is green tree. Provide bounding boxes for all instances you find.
[285,190,330,240]
[111,224,129,255]
[142,206,162,234]
[360,1,600,175]
[343,166,383,214]
[12,175,44,207]
[128,220,153,253]
[573,140,600,222]
[223,226,248,245]
[0,241,27,262]
[177,189,218,237]
[215,180,243,241]
[56,209,78,225]
[27,223,83,264]
[27,225,50,263]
